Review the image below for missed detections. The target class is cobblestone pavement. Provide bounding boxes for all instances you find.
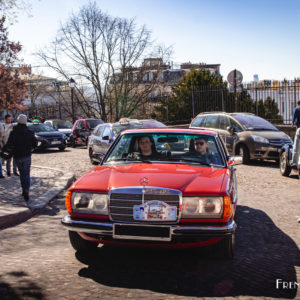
[0,147,299,300]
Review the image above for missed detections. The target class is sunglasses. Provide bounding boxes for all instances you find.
[195,141,205,146]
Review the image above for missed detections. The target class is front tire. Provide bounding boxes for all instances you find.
[238,144,250,164]
[58,145,66,151]
[68,231,98,252]
[280,151,291,177]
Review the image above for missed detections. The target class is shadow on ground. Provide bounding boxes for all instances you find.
[76,205,300,298]
[0,272,44,300]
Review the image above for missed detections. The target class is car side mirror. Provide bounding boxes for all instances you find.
[228,155,242,166]
[102,135,110,141]
[227,126,235,135]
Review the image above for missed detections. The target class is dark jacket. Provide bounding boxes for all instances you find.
[293,106,300,126]
[5,124,37,158]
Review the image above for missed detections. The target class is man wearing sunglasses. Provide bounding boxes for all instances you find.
[186,136,217,164]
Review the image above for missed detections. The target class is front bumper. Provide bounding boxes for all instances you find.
[61,215,236,242]
[37,139,66,149]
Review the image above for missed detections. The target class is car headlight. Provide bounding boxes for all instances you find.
[35,134,44,141]
[71,192,108,215]
[251,135,269,144]
[182,197,223,218]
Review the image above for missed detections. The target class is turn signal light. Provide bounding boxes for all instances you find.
[66,190,73,214]
[223,196,232,219]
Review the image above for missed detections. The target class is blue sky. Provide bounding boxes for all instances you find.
[8,0,300,82]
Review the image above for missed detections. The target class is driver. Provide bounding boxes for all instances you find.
[187,136,218,164]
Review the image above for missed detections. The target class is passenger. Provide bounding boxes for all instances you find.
[187,136,218,164]
[137,136,161,160]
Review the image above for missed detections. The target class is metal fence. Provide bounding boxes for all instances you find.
[152,81,300,125]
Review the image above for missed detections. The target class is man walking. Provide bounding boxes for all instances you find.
[5,114,37,202]
[2,114,19,176]
[292,101,300,129]
[0,125,4,178]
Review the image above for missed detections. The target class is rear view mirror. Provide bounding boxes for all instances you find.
[228,155,242,166]
[102,135,110,140]
[157,137,178,143]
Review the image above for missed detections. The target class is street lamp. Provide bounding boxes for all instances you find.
[69,77,76,123]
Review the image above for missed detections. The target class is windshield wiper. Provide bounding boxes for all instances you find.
[165,157,211,166]
[110,158,152,164]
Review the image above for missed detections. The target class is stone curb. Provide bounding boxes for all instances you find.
[0,165,75,230]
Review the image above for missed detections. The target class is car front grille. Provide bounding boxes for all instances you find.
[109,187,181,223]
[268,138,292,146]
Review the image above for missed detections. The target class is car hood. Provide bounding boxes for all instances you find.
[36,131,64,138]
[246,130,291,140]
[71,163,228,195]
[58,129,72,134]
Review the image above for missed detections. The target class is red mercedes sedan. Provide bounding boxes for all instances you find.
[62,128,239,258]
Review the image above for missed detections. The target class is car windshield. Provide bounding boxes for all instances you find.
[28,123,56,133]
[104,133,224,167]
[86,119,104,129]
[112,122,144,136]
[233,114,278,131]
[55,120,73,129]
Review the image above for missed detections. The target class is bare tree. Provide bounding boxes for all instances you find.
[36,2,171,122]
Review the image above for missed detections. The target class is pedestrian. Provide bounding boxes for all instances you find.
[4,114,37,202]
[0,124,5,178]
[2,114,19,176]
[292,100,300,129]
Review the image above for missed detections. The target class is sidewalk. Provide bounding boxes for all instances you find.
[0,165,74,229]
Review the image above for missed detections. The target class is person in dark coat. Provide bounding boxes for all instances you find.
[292,101,300,129]
[4,114,37,202]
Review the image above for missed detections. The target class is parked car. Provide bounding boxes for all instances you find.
[27,122,67,151]
[62,128,239,258]
[190,112,293,163]
[279,128,300,177]
[44,119,73,144]
[88,119,167,164]
[69,118,104,147]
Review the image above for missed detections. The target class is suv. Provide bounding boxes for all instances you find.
[70,118,104,147]
[88,119,167,164]
[190,112,292,163]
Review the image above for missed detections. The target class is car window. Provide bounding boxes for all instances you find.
[204,115,218,128]
[230,118,243,132]
[218,116,231,130]
[190,115,205,127]
[112,123,144,136]
[102,126,112,139]
[86,119,104,129]
[56,120,73,129]
[76,121,82,129]
[28,123,56,133]
[233,114,278,131]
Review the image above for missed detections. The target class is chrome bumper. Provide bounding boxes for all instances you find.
[61,215,237,238]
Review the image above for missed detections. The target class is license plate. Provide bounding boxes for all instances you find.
[113,224,171,241]
[51,141,61,145]
[133,200,177,221]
